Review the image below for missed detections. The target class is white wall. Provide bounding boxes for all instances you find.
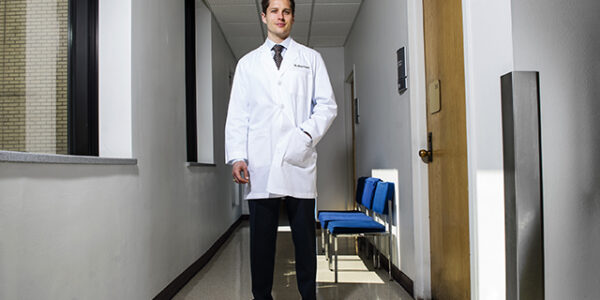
[511,1,600,298]
[343,0,416,281]
[314,47,350,211]
[463,1,600,299]
[461,0,514,299]
[0,0,241,298]
[211,16,239,208]
[339,1,600,299]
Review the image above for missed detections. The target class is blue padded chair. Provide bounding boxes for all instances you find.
[318,177,381,227]
[317,177,381,256]
[318,177,368,225]
[327,181,395,283]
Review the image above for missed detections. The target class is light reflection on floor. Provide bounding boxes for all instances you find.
[317,255,386,284]
[174,222,413,300]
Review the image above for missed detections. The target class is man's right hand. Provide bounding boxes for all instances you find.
[232,161,250,184]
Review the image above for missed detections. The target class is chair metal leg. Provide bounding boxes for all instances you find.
[372,243,378,269]
[328,231,333,270]
[378,236,382,269]
[326,230,329,260]
[376,246,381,269]
[388,234,392,281]
[321,228,325,254]
[334,235,339,283]
[387,200,394,281]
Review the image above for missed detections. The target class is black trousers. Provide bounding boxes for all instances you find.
[248,197,317,300]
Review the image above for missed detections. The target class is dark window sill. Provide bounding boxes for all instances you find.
[0,151,137,165]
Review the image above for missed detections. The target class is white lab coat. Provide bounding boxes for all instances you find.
[225,39,337,199]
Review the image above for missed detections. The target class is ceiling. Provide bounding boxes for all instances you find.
[203,0,363,59]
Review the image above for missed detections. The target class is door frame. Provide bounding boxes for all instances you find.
[406,0,432,298]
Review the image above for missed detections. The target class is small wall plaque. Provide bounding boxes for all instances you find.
[428,80,441,114]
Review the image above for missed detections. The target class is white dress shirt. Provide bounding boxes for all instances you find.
[266,36,291,58]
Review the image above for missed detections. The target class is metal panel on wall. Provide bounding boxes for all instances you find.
[501,71,545,300]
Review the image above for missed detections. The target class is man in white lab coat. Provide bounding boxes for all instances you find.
[224,0,337,298]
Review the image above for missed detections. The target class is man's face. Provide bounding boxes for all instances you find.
[261,0,294,43]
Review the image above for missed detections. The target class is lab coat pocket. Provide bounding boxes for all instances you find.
[283,129,316,168]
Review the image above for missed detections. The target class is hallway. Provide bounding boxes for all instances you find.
[174,222,413,300]
[1,0,599,299]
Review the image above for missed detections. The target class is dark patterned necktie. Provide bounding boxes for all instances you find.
[272,45,284,70]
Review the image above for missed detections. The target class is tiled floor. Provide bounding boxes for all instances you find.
[174,222,413,300]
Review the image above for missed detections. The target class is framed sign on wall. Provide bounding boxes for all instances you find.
[397,47,407,94]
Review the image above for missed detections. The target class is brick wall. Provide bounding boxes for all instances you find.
[0,0,68,154]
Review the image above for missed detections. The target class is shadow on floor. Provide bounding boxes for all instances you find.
[174,221,413,300]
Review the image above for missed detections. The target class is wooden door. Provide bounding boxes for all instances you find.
[422,0,470,299]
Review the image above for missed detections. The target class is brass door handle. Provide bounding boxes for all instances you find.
[419,149,432,163]
[419,132,433,164]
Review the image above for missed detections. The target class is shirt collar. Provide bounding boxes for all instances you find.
[265,36,292,51]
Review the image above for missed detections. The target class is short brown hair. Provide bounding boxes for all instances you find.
[261,0,295,15]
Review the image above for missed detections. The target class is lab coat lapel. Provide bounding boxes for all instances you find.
[278,40,299,77]
[280,41,300,126]
[260,45,278,75]
[259,40,299,126]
